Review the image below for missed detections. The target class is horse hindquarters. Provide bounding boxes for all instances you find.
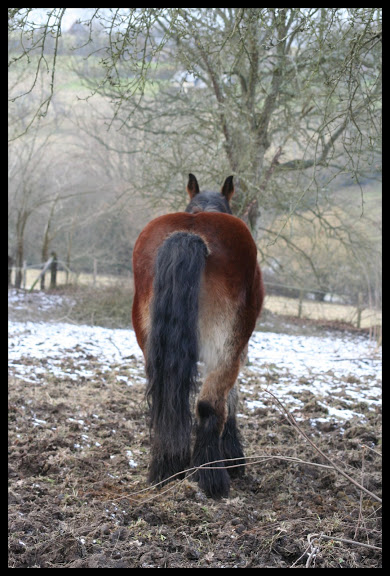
[146,232,208,486]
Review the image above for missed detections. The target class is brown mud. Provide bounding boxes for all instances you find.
[8,291,381,568]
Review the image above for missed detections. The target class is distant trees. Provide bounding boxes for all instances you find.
[8,9,381,306]
[9,9,382,193]
[8,112,57,287]
[69,10,381,217]
[8,74,152,282]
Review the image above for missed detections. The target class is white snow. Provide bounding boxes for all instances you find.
[8,320,146,386]
[244,330,381,419]
[8,315,381,425]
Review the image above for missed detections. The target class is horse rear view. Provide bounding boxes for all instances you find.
[132,174,264,498]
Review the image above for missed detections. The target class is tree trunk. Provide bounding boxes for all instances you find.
[14,238,24,289]
[8,255,14,286]
[14,209,29,289]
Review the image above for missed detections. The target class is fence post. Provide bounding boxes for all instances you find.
[50,252,57,289]
[22,261,27,289]
[29,257,53,292]
[8,256,13,286]
[356,292,363,329]
[93,258,97,286]
[298,290,304,318]
[40,263,46,290]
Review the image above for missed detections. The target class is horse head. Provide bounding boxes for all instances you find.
[185,173,234,214]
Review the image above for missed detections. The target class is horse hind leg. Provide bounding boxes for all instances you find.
[220,341,247,477]
[148,431,191,487]
[192,358,241,499]
[192,399,230,499]
[221,386,245,478]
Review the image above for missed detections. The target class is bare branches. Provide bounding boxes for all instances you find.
[9,9,382,186]
[265,389,381,504]
[8,8,382,305]
[8,8,66,140]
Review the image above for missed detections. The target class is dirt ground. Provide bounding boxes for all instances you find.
[8,290,382,568]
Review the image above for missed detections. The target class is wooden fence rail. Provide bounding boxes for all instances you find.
[8,256,73,291]
[8,260,381,332]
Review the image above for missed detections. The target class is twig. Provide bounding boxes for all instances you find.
[305,533,321,568]
[101,454,334,504]
[290,539,314,568]
[309,532,381,552]
[361,444,382,458]
[291,531,382,568]
[354,445,367,540]
[264,389,382,504]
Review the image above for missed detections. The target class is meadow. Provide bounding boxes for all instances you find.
[8,288,382,568]
[13,267,382,333]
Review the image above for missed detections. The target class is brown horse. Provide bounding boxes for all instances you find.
[132,174,264,498]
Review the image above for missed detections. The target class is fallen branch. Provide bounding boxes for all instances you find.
[316,532,382,552]
[264,389,382,504]
[103,454,335,505]
[291,532,381,568]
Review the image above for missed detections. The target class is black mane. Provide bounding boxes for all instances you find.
[185,190,232,214]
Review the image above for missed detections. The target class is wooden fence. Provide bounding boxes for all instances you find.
[8,259,381,332]
[8,254,69,292]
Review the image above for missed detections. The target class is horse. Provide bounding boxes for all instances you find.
[132,173,264,498]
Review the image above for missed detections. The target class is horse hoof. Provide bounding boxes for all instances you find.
[148,454,190,487]
[196,466,231,499]
[226,461,246,479]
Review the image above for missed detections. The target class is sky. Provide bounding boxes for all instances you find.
[60,8,92,31]
[27,8,98,32]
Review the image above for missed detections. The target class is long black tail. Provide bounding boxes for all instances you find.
[146,231,208,484]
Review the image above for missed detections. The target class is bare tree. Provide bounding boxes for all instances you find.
[8,112,57,287]
[9,8,381,304]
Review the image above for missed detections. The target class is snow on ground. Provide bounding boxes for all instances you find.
[8,315,381,426]
[243,330,382,417]
[8,288,75,312]
[8,321,146,388]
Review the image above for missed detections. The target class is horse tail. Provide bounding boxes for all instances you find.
[146,231,209,483]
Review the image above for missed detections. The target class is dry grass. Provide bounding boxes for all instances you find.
[14,268,382,332]
[264,294,382,331]
[18,268,126,290]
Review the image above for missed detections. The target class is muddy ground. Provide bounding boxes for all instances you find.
[8,289,382,568]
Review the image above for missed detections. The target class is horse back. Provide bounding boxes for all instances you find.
[132,212,264,354]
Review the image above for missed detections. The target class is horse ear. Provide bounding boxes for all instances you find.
[221,175,234,202]
[187,173,200,199]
